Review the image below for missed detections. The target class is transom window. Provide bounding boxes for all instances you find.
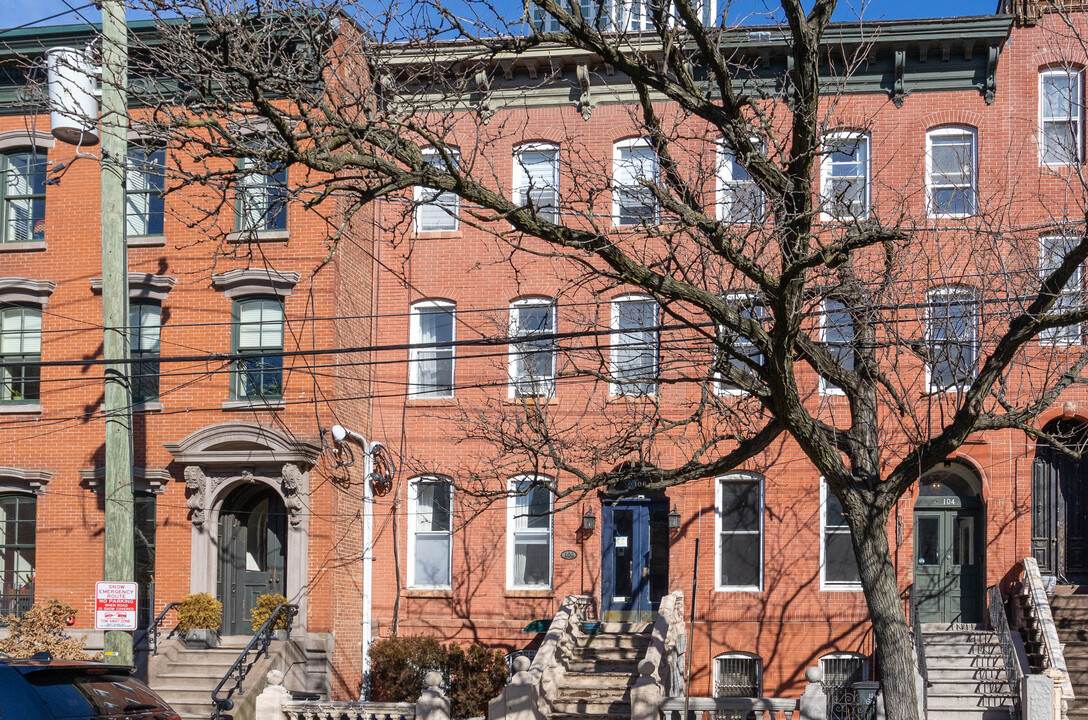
[821,479,860,588]
[410,300,455,398]
[233,297,284,401]
[1,151,46,244]
[927,127,977,218]
[1040,235,1083,344]
[236,155,288,233]
[821,299,855,394]
[513,143,560,224]
[1041,69,1083,165]
[0,493,35,620]
[416,148,461,232]
[820,133,869,220]
[126,146,165,237]
[0,305,41,405]
[509,299,557,398]
[926,286,978,391]
[409,477,453,588]
[717,142,764,223]
[130,301,161,404]
[714,653,762,698]
[507,477,553,589]
[716,473,763,591]
[610,295,659,396]
[613,139,658,226]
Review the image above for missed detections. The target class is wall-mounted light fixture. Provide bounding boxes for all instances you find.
[582,507,596,532]
[668,504,681,530]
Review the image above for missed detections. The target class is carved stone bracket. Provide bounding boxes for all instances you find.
[576,64,595,121]
[474,69,494,125]
[185,465,207,528]
[281,463,305,528]
[183,462,306,529]
[893,48,907,108]
[984,44,1000,105]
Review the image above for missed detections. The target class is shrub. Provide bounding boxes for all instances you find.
[176,592,222,633]
[250,593,289,632]
[369,634,509,718]
[0,598,91,660]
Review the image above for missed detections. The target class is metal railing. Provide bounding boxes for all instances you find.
[906,584,928,717]
[1020,556,1075,700]
[211,602,298,720]
[133,602,181,656]
[987,585,1023,720]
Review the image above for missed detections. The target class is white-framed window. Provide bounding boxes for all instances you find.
[506,476,553,589]
[415,148,461,232]
[0,304,41,405]
[409,300,456,398]
[820,479,861,589]
[713,652,762,698]
[126,145,165,237]
[1040,235,1083,344]
[716,141,763,223]
[408,476,453,588]
[715,473,763,591]
[716,294,765,395]
[232,296,284,401]
[820,299,854,395]
[613,138,658,226]
[926,127,977,218]
[821,653,869,720]
[926,286,978,392]
[513,143,560,223]
[610,295,659,396]
[236,155,288,233]
[509,298,557,398]
[1040,68,1083,166]
[820,132,869,221]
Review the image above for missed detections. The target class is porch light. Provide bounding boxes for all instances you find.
[582,507,596,532]
[668,505,681,530]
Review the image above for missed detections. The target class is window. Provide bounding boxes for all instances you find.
[509,299,557,397]
[409,477,453,588]
[233,297,284,401]
[507,477,553,588]
[716,295,765,394]
[714,653,762,698]
[927,127,977,217]
[134,492,156,627]
[126,146,165,237]
[129,302,161,404]
[926,287,978,391]
[1040,235,1083,344]
[821,653,868,720]
[410,301,455,398]
[716,473,762,590]
[820,133,869,220]
[416,148,460,232]
[0,305,40,405]
[513,144,560,223]
[613,139,658,226]
[821,299,855,394]
[237,154,287,233]
[1,151,46,243]
[717,142,763,223]
[821,480,860,588]
[610,296,658,396]
[1041,69,1083,165]
[0,494,35,619]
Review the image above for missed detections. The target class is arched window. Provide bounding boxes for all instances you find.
[410,300,456,398]
[1,150,46,244]
[408,476,453,588]
[1040,67,1083,165]
[715,472,763,591]
[513,143,560,223]
[507,475,553,589]
[713,652,762,698]
[926,127,977,218]
[610,294,659,396]
[509,298,557,398]
[820,132,870,221]
[613,138,658,226]
[926,286,978,391]
[416,147,461,232]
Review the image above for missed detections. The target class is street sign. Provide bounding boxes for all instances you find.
[95,581,138,631]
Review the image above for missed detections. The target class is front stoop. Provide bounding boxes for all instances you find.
[920,625,1017,720]
[1049,588,1088,720]
[551,622,652,720]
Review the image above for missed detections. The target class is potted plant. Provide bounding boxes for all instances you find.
[177,592,222,648]
[250,593,289,640]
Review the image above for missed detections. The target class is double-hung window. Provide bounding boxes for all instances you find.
[507,477,553,589]
[416,148,460,232]
[409,477,453,588]
[717,295,765,394]
[714,653,762,698]
[0,305,40,405]
[514,143,560,223]
[927,127,977,218]
[509,299,557,398]
[1,151,46,243]
[0,493,35,619]
[1041,69,1083,165]
[130,301,161,404]
[821,299,854,394]
[233,297,284,401]
[126,146,165,237]
[610,295,659,396]
[134,492,156,627]
[717,142,763,223]
[410,300,455,398]
[820,133,869,220]
[926,286,978,391]
[237,154,288,233]
[1040,235,1083,344]
[716,473,762,590]
[821,480,860,588]
[613,139,658,226]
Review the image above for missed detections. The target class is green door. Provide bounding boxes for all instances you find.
[914,502,983,624]
[217,484,287,635]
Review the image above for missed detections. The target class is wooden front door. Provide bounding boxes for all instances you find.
[1033,420,1088,583]
[218,484,287,635]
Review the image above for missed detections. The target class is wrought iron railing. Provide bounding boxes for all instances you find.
[906,584,928,716]
[1019,556,1075,700]
[987,585,1023,720]
[211,602,298,720]
[827,683,880,720]
[132,601,181,657]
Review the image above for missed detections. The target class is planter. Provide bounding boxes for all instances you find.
[184,628,220,649]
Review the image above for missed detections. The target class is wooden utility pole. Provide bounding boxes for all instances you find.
[100,0,133,666]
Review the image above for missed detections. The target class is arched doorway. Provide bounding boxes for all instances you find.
[217,483,287,635]
[913,462,984,624]
[1032,419,1088,583]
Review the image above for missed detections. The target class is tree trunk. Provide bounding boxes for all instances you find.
[851,505,920,720]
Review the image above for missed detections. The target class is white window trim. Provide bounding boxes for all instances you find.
[507,298,557,398]
[407,476,454,589]
[609,294,659,397]
[715,292,763,397]
[414,147,461,232]
[716,139,764,223]
[1039,68,1084,167]
[926,127,977,219]
[612,137,659,227]
[712,652,763,697]
[1039,235,1084,346]
[513,142,560,222]
[505,475,554,590]
[714,472,764,592]
[409,299,456,398]
[924,285,978,393]
[819,299,852,396]
[819,132,870,222]
[819,479,862,591]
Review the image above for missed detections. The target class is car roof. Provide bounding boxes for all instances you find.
[0,658,136,675]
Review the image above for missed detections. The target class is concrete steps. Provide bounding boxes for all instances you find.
[920,628,1016,720]
[552,625,649,720]
[1050,589,1088,720]
[149,643,249,720]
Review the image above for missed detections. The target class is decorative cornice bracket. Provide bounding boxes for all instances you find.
[576,63,595,121]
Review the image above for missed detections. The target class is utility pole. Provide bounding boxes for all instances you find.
[100,0,133,666]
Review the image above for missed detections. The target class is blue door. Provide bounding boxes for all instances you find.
[601,499,669,622]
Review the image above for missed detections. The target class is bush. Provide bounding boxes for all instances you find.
[250,593,289,632]
[176,592,222,633]
[0,598,91,660]
[369,634,509,718]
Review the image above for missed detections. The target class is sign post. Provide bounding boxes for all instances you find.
[95,581,138,633]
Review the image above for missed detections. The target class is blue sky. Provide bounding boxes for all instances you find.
[0,0,1002,32]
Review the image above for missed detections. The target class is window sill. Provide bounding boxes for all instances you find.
[413,229,461,237]
[226,229,291,244]
[504,589,554,598]
[821,584,864,593]
[128,235,167,248]
[406,397,457,406]
[0,403,42,414]
[403,588,453,598]
[504,396,557,406]
[132,401,163,413]
[607,392,658,404]
[222,399,286,411]
[714,586,762,593]
[0,241,46,253]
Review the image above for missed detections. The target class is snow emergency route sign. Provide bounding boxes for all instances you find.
[95,581,138,631]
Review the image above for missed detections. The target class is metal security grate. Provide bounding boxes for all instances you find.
[821,656,868,720]
[714,655,762,698]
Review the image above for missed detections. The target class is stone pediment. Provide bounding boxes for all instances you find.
[164,422,321,468]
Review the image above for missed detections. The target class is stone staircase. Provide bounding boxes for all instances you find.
[920,625,1016,719]
[1050,588,1088,720]
[148,642,248,720]
[551,622,651,720]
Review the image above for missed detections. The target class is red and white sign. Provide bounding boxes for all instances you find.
[95,581,138,631]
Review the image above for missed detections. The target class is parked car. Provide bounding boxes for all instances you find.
[0,654,180,719]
